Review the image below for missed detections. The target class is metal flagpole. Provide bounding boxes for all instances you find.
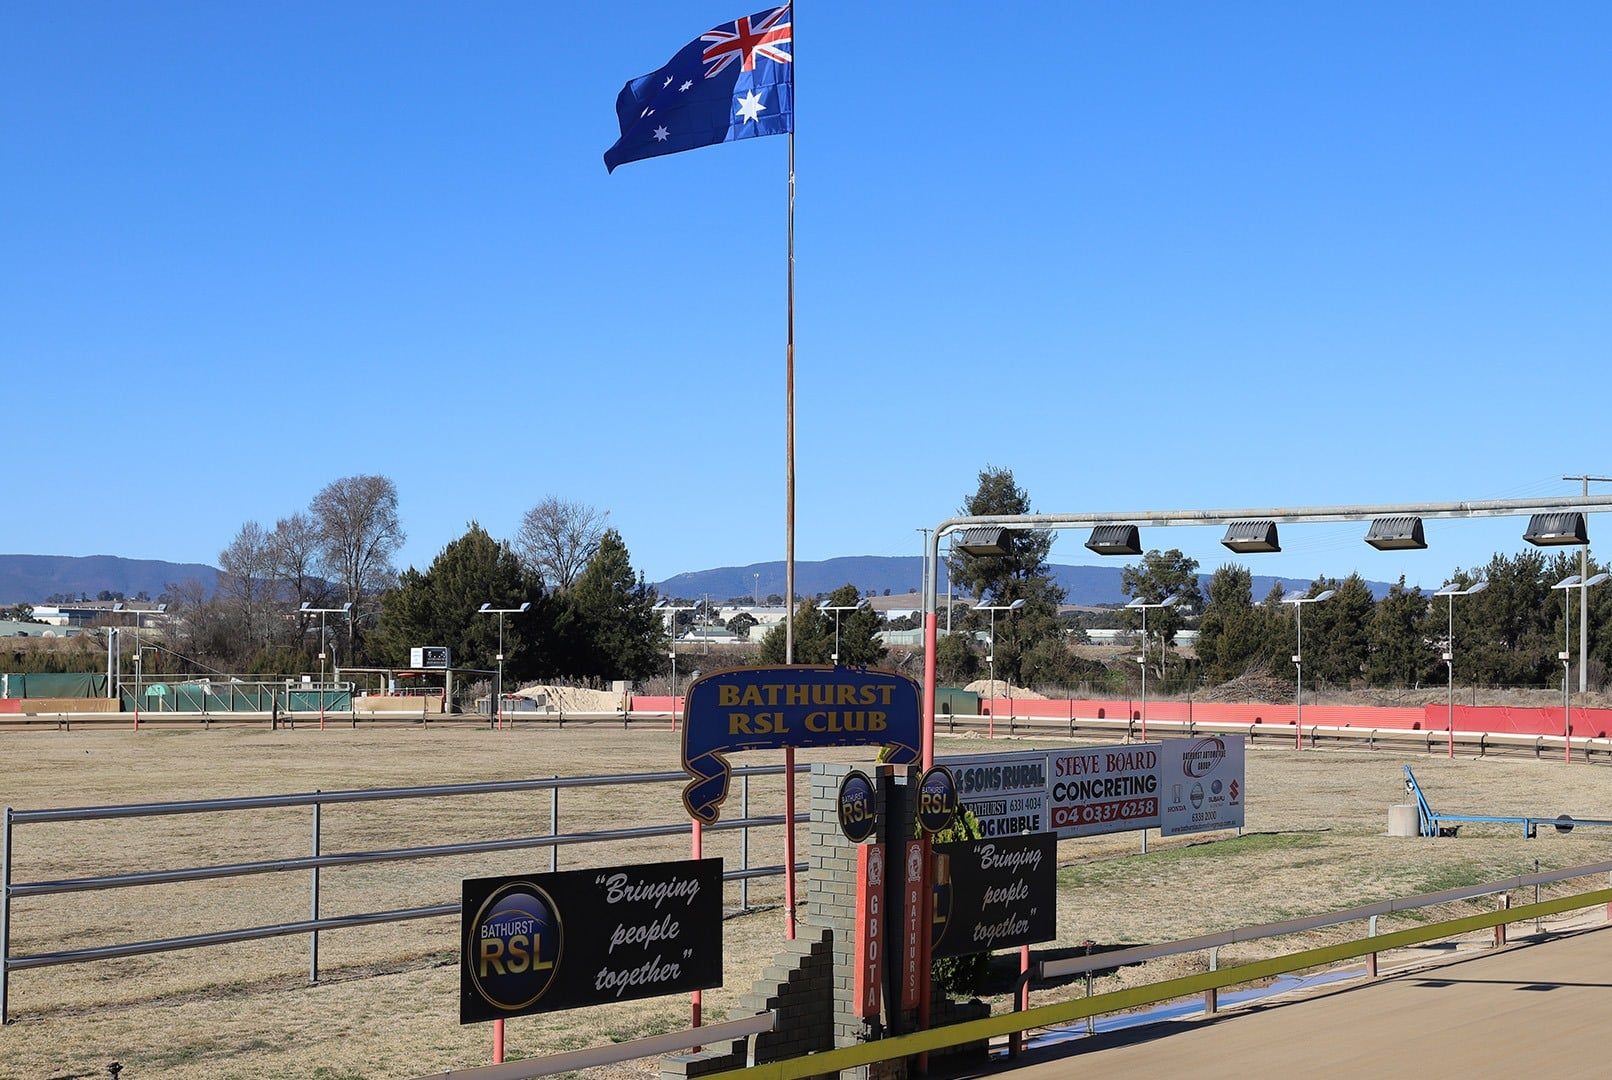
[781,21,798,942]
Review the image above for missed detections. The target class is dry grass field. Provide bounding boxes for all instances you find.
[2,725,1611,1079]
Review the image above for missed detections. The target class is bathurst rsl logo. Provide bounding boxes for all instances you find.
[838,770,878,843]
[469,882,563,1011]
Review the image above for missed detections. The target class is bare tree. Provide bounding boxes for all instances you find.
[515,497,608,591]
[219,520,275,646]
[269,512,328,607]
[310,475,405,647]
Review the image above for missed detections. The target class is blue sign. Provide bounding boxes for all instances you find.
[681,666,921,823]
[837,770,878,843]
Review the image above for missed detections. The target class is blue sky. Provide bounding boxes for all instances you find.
[4,2,1608,590]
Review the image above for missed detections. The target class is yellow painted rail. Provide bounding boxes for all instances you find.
[706,887,1612,1080]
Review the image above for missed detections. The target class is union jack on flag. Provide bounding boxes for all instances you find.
[604,4,794,173]
[700,6,792,78]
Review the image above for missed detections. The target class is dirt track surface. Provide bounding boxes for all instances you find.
[995,926,1612,1078]
[2,726,1611,1078]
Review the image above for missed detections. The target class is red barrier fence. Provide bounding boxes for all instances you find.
[965,697,1612,739]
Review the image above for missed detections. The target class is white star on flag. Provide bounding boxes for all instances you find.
[679,80,693,92]
[735,89,766,123]
[663,75,674,87]
[652,125,670,142]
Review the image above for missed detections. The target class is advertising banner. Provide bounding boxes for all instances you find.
[1047,745,1162,838]
[900,839,924,1009]
[460,859,722,1024]
[930,833,1057,959]
[853,843,886,1019]
[681,666,921,823]
[1159,736,1245,837]
[944,752,1050,838]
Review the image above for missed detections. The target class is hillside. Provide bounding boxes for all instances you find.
[0,554,219,604]
[654,556,1406,606]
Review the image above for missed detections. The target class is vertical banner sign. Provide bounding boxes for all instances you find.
[931,834,1058,959]
[460,859,722,1023]
[1159,736,1245,837]
[1047,745,1162,838]
[945,752,1050,837]
[854,843,886,1019]
[901,839,924,1009]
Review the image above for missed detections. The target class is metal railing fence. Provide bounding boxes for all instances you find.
[0,764,807,1024]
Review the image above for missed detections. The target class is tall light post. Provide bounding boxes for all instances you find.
[656,601,696,700]
[1125,595,1181,742]
[824,600,869,665]
[973,599,1024,738]
[1563,475,1612,692]
[1281,589,1335,750]
[300,602,352,730]
[1433,580,1488,758]
[1552,572,1608,763]
[478,602,530,731]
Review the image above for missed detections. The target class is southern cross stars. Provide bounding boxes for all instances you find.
[735,89,766,123]
[652,125,670,142]
[679,80,693,92]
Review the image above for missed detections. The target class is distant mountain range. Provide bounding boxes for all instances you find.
[654,556,1406,606]
[0,555,218,604]
[0,552,1406,610]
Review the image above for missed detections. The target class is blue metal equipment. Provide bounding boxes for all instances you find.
[1402,765,1612,839]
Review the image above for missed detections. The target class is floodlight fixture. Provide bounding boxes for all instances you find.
[1085,525,1142,557]
[1552,575,1583,591]
[1525,512,1589,547]
[953,527,1014,558]
[1222,520,1280,553]
[1365,516,1427,551]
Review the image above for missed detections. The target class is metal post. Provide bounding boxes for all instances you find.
[496,611,505,732]
[309,794,321,983]
[1295,602,1303,750]
[319,611,327,730]
[1139,606,1148,742]
[1204,946,1218,1014]
[1367,914,1378,977]
[740,774,751,912]
[1535,858,1542,934]
[2,806,12,1025]
[1447,593,1455,759]
[549,780,559,873]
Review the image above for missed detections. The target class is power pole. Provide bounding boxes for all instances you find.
[1564,475,1612,693]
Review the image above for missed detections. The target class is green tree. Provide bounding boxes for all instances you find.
[1195,565,1270,683]
[1453,551,1556,687]
[758,584,887,666]
[1120,549,1203,677]
[945,466,1066,686]
[372,523,547,679]
[934,630,981,684]
[1300,574,1374,688]
[726,611,759,640]
[554,529,665,682]
[1367,577,1437,687]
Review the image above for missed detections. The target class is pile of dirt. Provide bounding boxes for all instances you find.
[511,683,625,713]
[964,678,1046,700]
[1197,672,1293,703]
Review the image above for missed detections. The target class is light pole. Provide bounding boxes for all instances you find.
[1433,580,1488,758]
[824,600,868,665]
[916,527,931,605]
[1552,573,1608,763]
[300,602,352,730]
[973,599,1024,738]
[1125,595,1181,742]
[656,601,696,701]
[478,602,530,731]
[1281,589,1335,750]
[1563,475,1612,692]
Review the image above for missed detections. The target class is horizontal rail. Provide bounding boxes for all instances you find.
[9,763,804,824]
[414,1011,778,1080]
[10,815,788,897]
[5,862,806,971]
[1039,857,1612,979]
[706,886,1612,1080]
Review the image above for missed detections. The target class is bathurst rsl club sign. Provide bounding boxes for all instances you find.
[460,859,722,1023]
[681,666,922,823]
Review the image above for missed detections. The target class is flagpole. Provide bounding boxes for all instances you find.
[781,12,798,943]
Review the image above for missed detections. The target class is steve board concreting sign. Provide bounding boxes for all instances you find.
[1046,744,1163,837]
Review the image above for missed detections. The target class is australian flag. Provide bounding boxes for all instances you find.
[604,4,793,173]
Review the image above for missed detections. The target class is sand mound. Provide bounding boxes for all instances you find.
[963,678,1046,700]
